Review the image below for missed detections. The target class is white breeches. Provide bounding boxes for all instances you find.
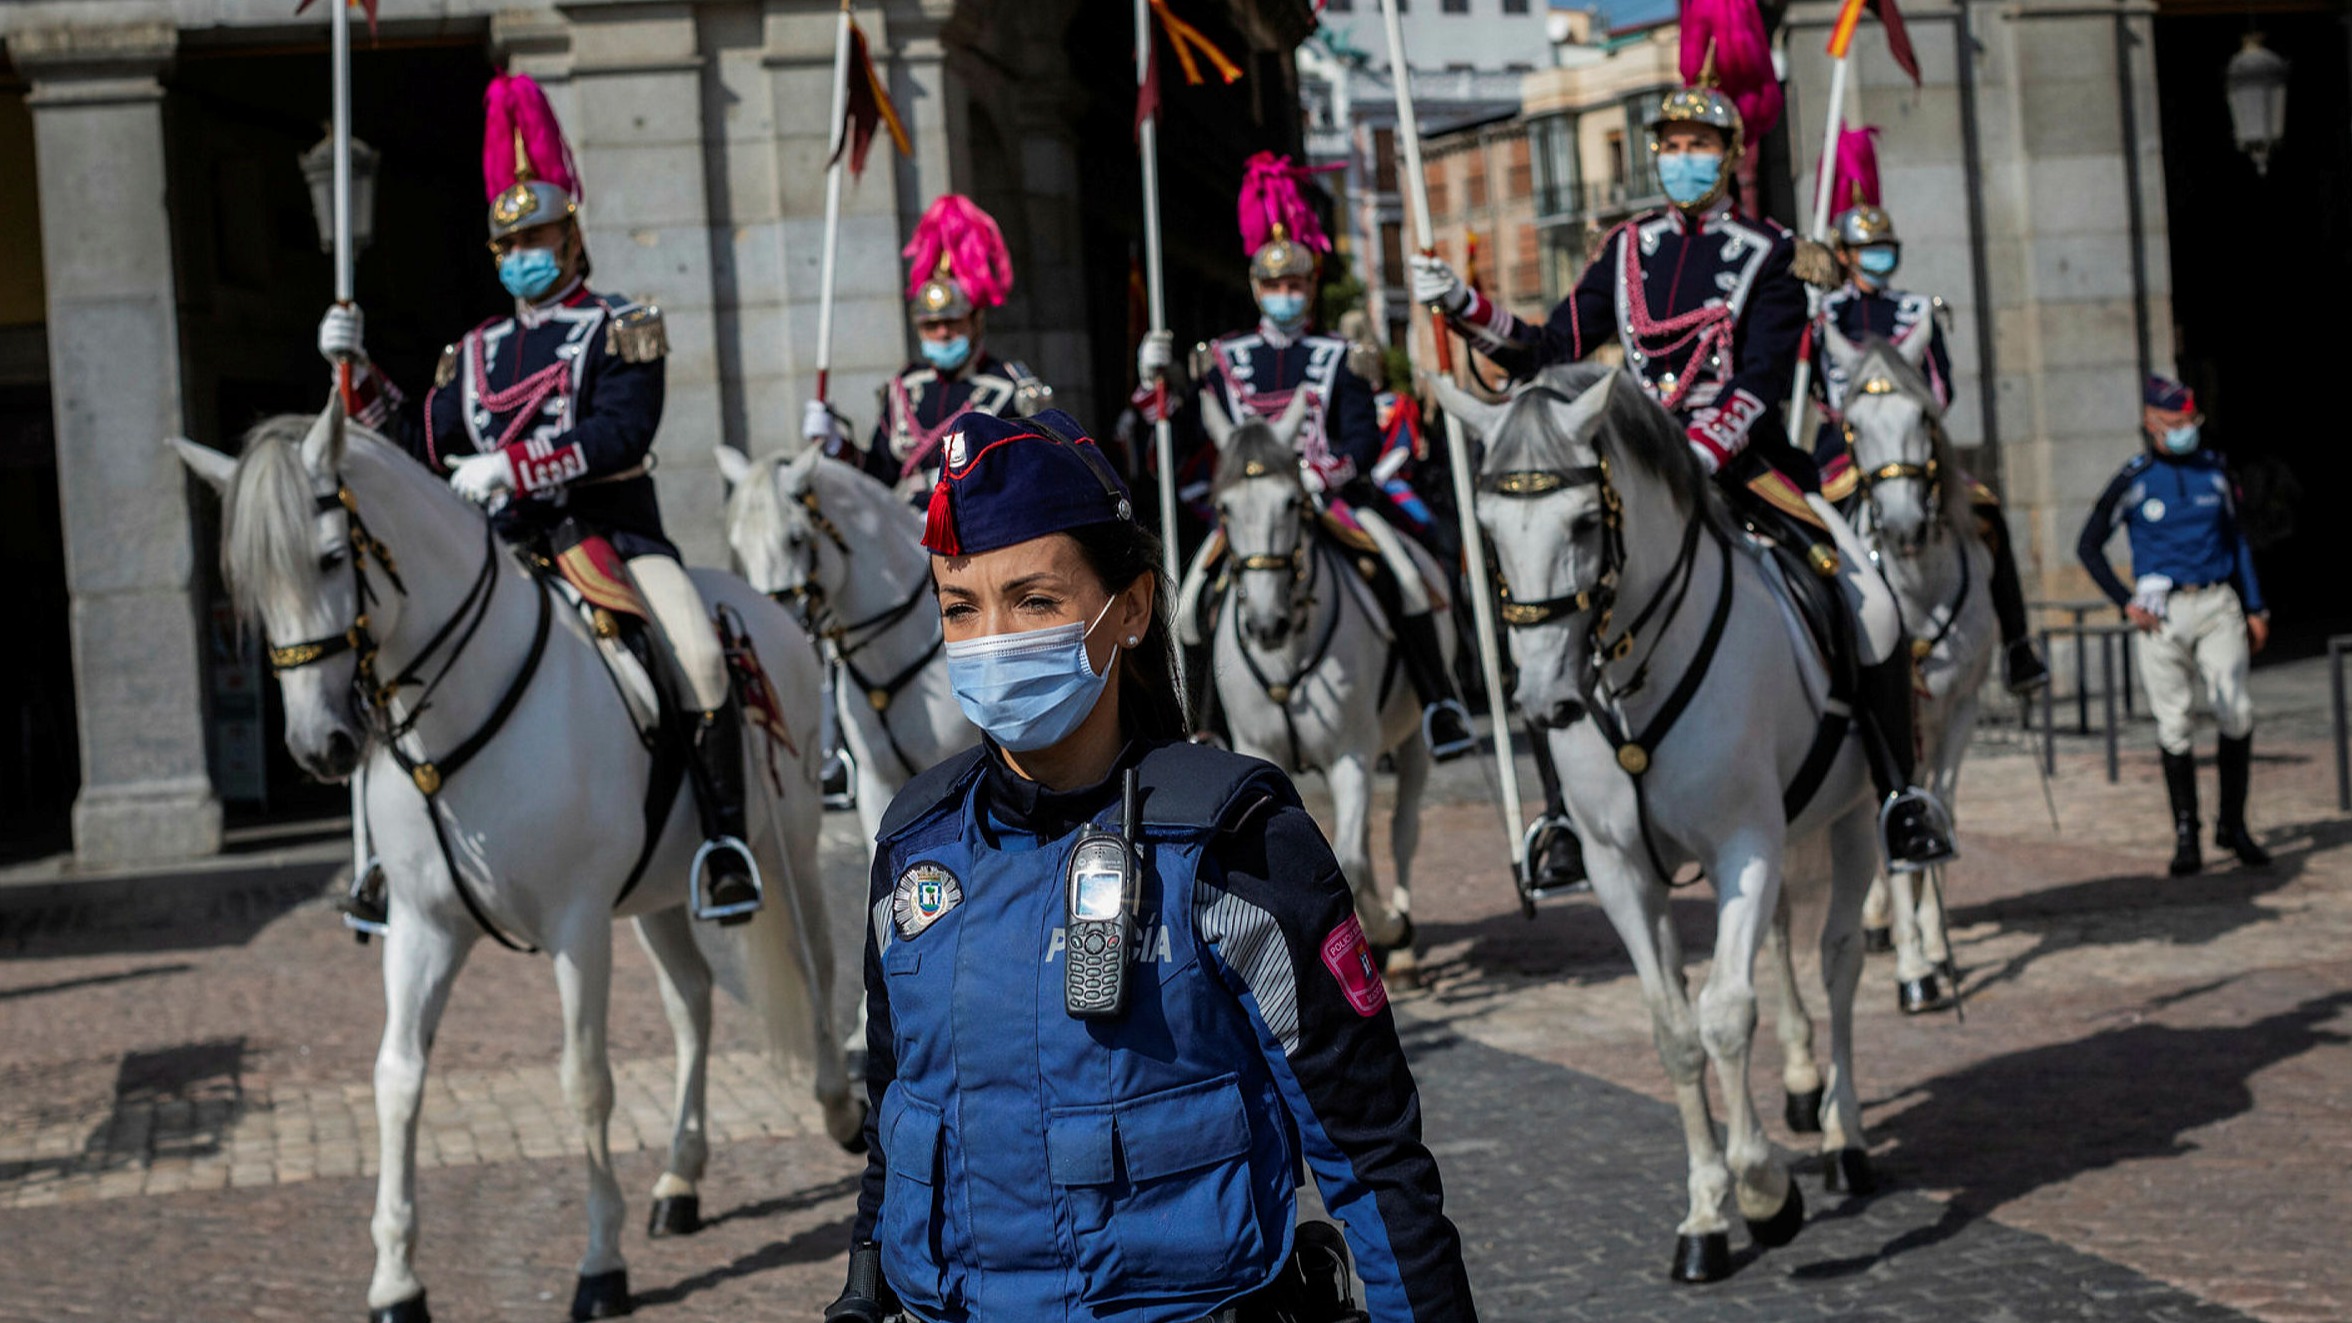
[1806,493,1902,665]
[2137,584,2254,755]
[1348,504,1434,617]
[629,554,730,713]
[1176,529,1225,649]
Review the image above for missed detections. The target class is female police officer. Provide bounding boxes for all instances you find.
[823,409,1477,1323]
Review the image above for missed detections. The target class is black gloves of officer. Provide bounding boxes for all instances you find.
[824,1242,896,1323]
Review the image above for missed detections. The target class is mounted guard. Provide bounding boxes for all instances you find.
[802,194,1053,501]
[315,71,761,926]
[1412,48,1956,873]
[1807,127,2048,695]
[1139,151,1475,761]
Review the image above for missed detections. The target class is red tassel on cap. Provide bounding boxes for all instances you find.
[922,479,960,556]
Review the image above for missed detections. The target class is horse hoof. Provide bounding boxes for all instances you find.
[1938,956,1959,985]
[1784,1086,1824,1135]
[1863,925,1893,954]
[1745,1181,1805,1248]
[1898,975,1952,1015]
[1822,1147,1878,1197]
[647,1194,701,1238]
[569,1269,632,1320]
[1668,1231,1731,1284]
[824,1093,869,1154]
[369,1294,430,1323]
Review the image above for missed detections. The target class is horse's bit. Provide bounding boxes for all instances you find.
[769,485,940,775]
[1843,376,1945,539]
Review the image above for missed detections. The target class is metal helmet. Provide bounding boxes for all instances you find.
[482,75,582,243]
[909,257,975,323]
[1249,224,1319,283]
[1834,200,1899,248]
[1648,83,1745,160]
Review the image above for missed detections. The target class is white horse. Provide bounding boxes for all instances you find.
[173,408,861,1323]
[1829,331,1996,1015]
[1445,366,1886,1282]
[1198,393,1435,973]
[717,444,975,849]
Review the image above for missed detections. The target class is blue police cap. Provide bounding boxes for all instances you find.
[921,409,1134,557]
[2145,375,2196,413]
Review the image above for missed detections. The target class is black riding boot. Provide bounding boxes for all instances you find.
[1397,612,1476,761]
[2161,748,2203,876]
[1524,732,1589,895]
[1979,502,2048,694]
[2214,734,2271,867]
[1858,653,1955,871]
[690,707,763,924]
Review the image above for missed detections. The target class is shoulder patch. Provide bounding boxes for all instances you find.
[606,303,668,363]
[1320,914,1389,1017]
[434,343,459,389]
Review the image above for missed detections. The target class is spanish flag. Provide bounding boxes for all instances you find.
[1829,0,1920,86]
[832,17,912,178]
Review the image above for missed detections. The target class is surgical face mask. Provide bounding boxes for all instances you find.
[1655,151,1723,207]
[944,599,1120,752]
[2161,423,2201,455]
[498,246,564,301]
[921,334,973,372]
[1259,290,1309,329]
[1856,247,1900,281]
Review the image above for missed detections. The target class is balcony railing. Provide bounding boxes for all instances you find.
[1535,179,1665,227]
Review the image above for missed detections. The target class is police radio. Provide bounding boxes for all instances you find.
[1065,769,1142,1020]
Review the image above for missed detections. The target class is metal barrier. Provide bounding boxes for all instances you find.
[2031,619,2139,784]
[2031,598,2134,734]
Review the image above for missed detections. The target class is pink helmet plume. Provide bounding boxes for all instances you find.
[1679,0,1782,142]
[1237,152,1331,258]
[482,73,581,203]
[1831,126,1882,211]
[902,196,1013,311]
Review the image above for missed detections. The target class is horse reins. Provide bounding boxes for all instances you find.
[1845,375,1971,664]
[1227,530,1356,774]
[773,486,943,778]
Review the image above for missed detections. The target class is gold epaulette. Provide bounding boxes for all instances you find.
[1791,238,1839,291]
[607,303,668,363]
[434,344,458,389]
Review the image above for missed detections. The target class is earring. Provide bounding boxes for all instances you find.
[1125,635,1140,647]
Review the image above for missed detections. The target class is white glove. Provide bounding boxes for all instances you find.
[1137,328,1174,380]
[1409,254,1471,316]
[802,399,845,447]
[448,452,517,507]
[2131,574,2173,621]
[318,304,367,365]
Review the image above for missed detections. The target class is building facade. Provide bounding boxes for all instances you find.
[0,0,1311,865]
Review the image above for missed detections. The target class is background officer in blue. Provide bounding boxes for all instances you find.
[825,409,1477,1322]
[2078,376,2273,877]
[802,194,1053,503]
[1411,65,1954,875]
[315,72,759,924]
[1139,152,1474,762]
[1808,186,2048,694]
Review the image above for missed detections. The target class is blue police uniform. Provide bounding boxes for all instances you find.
[1808,283,1951,481]
[864,353,1052,501]
[357,277,675,559]
[2077,449,2265,615]
[857,742,1473,1322]
[1446,198,1813,489]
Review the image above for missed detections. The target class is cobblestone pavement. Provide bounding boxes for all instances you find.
[0,707,2341,1320]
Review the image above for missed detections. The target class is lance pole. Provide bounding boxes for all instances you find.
[329,0,355,398]
[1378,0,1525,870]
[814,0,853,406]
[1787,0,1864,440]
[1135,0,1180,583]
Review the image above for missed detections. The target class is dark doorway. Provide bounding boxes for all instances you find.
[166,35,505,819]
[2153,6,2352,656]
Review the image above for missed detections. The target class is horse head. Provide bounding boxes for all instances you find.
[1206,391,1318,650]
[1831,329,1951,558]
[721,444,837,615]
[1447,365,1710,730]
[173,405,382,780]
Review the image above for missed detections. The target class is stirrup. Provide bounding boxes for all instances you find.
[1518,814,1590,902]
[821,747,857,811]
[690,836,765,923]
[1877,788,1957,875]
[340,856,389,941]
[1421,698,1478,762]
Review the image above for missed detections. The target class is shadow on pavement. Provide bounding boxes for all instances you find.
[0,861,336,959]
[632,1211,857,1310]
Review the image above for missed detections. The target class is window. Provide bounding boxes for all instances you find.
[1503,0,1529,11]
[1373,127,1398,193]
[1426,159,1449,217]
[1606,130,1627,193]
[1465,150,1488,209]
[1380,221,1405,284]
[1443,0,1469,12]
[1620,96,1659,198]
[1531,114,1579,218]
[1507,136,1533,200]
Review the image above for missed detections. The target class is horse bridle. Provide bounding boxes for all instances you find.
[1843,376,1945,540]
[769,483,941,776]
[1224,458,1320,637]
[1482,461,1622,636]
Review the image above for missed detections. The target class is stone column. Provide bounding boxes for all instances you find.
[11,21,223,866]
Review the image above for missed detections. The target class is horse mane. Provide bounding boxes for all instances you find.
[1209,420,1304,499]
[1487,364,1730,535]
[727,452,797,552]
[1846,335,1969,538]
[220,413,445,621]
